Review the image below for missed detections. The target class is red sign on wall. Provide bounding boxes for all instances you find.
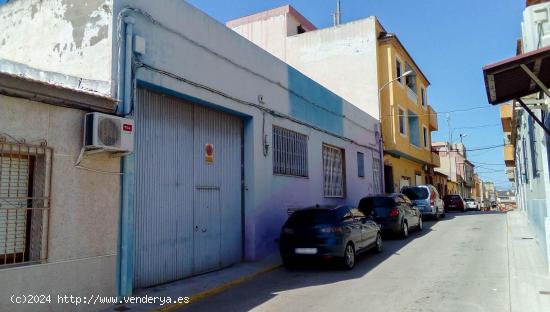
[205,144,214,164]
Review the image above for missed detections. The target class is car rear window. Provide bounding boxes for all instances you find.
[444,195,461,200]
[402,187,429,200]
[286,209,337,227]
[359,197,395,209]
[465,198,474,202]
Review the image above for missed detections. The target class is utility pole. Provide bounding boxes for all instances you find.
[333,0,342,26]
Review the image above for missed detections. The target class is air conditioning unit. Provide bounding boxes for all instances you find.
[83,112,134,153]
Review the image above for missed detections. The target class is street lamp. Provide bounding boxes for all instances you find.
[459,133,468,144]
[377,70,414,192]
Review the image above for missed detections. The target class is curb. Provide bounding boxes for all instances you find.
[150,263,283,312]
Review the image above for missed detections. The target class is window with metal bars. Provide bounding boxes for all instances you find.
[272,126,308,177]
[357,152,365,178]
[0,141,52,267]
[322,144,345,198]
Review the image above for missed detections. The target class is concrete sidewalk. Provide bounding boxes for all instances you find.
[507,210,550,312]
[103,253,282,312]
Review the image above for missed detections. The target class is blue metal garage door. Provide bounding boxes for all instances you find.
[133,88,243,289]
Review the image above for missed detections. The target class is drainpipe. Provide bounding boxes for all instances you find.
[117,15,135,297]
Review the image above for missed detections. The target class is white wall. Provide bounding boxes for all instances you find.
[285,18,381,120]
[0,95,119,312]
[113,0,379,259]
[0,0,113,84]
[231,14,289,62]
[231,15,381,121]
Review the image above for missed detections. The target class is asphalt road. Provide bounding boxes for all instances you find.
[181,211,510,312]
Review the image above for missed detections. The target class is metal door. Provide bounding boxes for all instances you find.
[134,88,242,289]
[193,188,221,273]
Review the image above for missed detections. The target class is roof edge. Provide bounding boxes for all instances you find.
[226,4,316,31]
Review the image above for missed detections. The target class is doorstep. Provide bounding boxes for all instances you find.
[103,253,282,312]
[507,210,550,312]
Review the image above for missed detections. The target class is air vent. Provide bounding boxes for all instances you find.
[98,117,121,147]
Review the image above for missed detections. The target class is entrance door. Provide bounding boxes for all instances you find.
[133,88,243,289]
[193,188,221,273]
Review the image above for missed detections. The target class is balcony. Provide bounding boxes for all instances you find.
[504,144,515,167]
[428,105,438,131]
[500,103,513,132]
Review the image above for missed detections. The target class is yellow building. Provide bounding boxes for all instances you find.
[377,32,440,192]
[447,181,459,195]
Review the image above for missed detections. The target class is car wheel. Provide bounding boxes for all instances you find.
[401,221,409,239]
[418,217,423,231]
[442,212,446,218]
[434,212,440,221]
[374,233,383,254]
[342,243,355,270]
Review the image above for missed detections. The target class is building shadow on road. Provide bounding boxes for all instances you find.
[181,219,441,311]
[181,210,509,311]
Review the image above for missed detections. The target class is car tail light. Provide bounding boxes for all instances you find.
[282,227,294,234]
[389,208,399,218]
[319,226,343,233]
[430,193,435,206]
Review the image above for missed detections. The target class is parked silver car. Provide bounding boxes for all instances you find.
[402,185,445,219]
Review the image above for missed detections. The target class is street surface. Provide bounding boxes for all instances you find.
[181,211,510,312]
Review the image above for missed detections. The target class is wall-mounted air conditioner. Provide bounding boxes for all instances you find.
[83,112,134,153]
[523,2,550,52]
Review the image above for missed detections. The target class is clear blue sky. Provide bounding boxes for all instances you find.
[188,0,523,190]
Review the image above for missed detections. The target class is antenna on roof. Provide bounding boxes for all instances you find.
[333,0,342,26]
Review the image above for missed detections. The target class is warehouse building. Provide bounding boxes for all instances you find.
[0,0,380,303]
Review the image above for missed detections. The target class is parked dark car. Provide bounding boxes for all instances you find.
[358,194,423,239]
[279,205,382,270]
[402,185,445,219]
[443,194,466,212]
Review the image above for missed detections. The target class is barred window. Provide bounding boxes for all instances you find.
[0,141,52,267]
[323,144,345,198]
[273,126,308,177]
[357,152,365,178]
[373,156,381,193]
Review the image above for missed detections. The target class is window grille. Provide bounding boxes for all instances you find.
[357,152,365,178]
[273,126,308,177]
[323,144,345,197]
[373,156,381,193]
[0,140,52,267]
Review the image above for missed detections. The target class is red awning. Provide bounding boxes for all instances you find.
[483,45,550,104]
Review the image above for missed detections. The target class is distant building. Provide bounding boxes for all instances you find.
[483,181,497,208]
[227,5,440,193]
[433,142,475,198]
[496,190,517,205]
